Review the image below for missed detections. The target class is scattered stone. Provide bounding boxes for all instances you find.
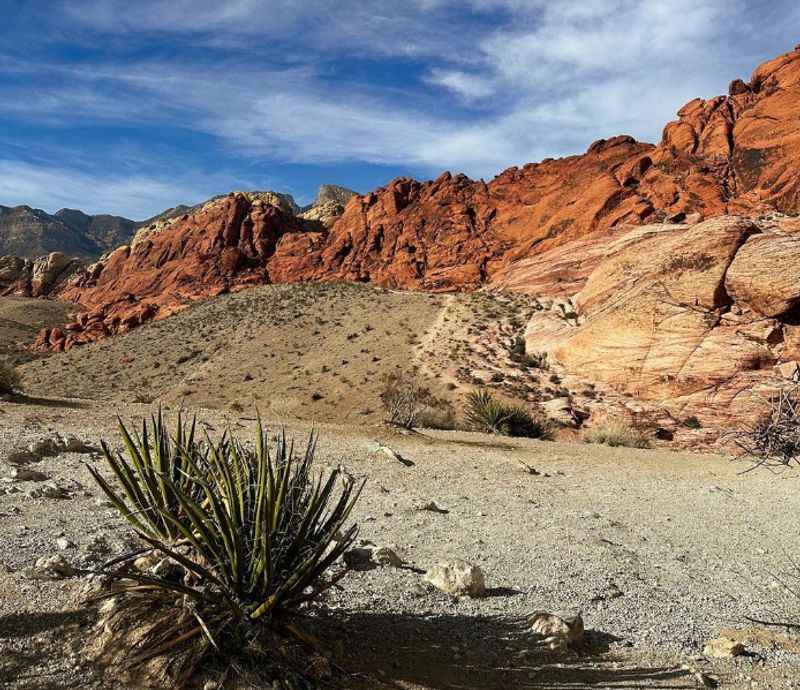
[418,501,449,514]
[28,436,62,457]
[592,582,623,601]
[517,460,541,476]
[343,547,375,570]
[26,554,75,580]
[703,637,746,658]
[40,482,69,499]
[152,558,184,580]
[56,537,76,550]
[372,546,403,567]
[372,443,414,467]
[133,552,160,572]
[424,560,486,598]
[60,435,95,454]
[527,610,585,650]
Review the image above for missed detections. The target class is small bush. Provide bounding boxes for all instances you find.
[380,372,451,429]
[583,420,650,448]
[87,412,363,685]
[0,359,20,395]
[731,385,800,468]
[464,389,547,438]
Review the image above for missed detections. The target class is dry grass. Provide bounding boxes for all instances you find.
[583,420,650,448]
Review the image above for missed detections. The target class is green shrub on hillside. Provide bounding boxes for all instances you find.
[464,389,547,438]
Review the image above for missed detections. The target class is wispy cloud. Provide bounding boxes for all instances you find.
[0,159,266,219]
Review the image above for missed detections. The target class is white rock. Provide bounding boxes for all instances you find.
[27,554,75,579]
[56,537,76,550]
[424,560,486,598]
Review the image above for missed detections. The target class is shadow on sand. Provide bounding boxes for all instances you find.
[0,608,698,689]
[0,610,91,689]
[323,611,698,690]
[2,394,89,410]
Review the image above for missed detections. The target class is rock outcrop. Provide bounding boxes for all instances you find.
[0,252,83,297]
[524,215,800,427]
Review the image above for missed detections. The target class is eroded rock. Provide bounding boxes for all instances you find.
[424,560,486,598]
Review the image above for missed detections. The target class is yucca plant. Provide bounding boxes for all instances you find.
[87,413,363,686]
[88,410,203,543]
[464,389,547,438]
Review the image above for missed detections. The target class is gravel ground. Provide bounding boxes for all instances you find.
[1,399,799,689]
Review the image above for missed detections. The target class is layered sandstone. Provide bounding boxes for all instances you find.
[525,215,800,427]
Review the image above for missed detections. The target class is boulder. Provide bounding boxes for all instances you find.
[424,560,486,598]
[725,233,800,317]
[703,637,746,658]
[527,610,585,650]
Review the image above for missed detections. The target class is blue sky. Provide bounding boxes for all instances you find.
[0,1,798,219]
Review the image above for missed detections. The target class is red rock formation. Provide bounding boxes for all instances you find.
[35,45,800,351]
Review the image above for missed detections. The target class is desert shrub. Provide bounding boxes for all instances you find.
[380,372,448,429]
[731,385,800,468]
[87,412,362,685]
[583,420,650,448]
[0,359,20,395]
[415,398,458,430]
[464,389,547,438]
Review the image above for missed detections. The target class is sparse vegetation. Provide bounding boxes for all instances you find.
[731,384,800,469]
[682,415,702,429]
[87,412,362,686]
[0,358,20,394]
[583,420,650,448]
[380,371,454,429]
[464,389,548,438]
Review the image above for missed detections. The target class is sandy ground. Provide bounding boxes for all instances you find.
[1,398,799,689]
[15,285,569,429]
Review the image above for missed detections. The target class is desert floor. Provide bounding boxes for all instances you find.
[1,398,799,689]
[1,288,799,689]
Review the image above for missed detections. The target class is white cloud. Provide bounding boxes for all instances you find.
[424,69,495,102]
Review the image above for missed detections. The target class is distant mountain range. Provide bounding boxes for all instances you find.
[0,204,190,260]
[0,185,357,260]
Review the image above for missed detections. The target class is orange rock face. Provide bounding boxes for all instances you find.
[36,45,800,353]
